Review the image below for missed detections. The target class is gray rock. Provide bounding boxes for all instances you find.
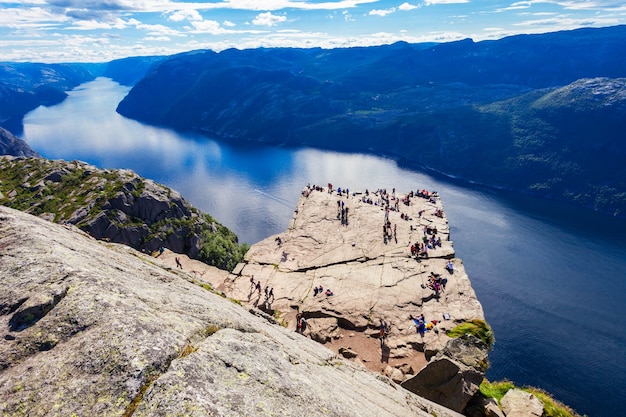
[338,347,358,358]
[0,127,40,158]
[0,206,463,417]
[401,335,488,413]
[501,389,544,417]
[0,157,215,263]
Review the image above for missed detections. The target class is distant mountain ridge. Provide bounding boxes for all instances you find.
[0,56,165,134]
[116,25,626,216]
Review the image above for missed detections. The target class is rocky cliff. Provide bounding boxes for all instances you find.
[0,156,247,270]
[0,204,463,417]
[0,128,40,158]
[223,185,490,413]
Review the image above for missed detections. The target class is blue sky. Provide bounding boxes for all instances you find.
[1,0,624,62]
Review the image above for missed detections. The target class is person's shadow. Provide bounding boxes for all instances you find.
[380,344,390,363]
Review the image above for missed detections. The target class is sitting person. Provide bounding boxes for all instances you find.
[325,288,334,296]
[445,260,454,273]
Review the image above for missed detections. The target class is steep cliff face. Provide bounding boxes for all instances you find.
[224,185,489,413]
[0,156,247,270]
[0,205,462,417]
[0,127,40,158]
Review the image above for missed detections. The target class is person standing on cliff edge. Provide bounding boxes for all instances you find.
[379,319,389,346]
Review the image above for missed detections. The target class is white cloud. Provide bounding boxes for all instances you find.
[369,8,396,16]
[167,9,202,22]
[368,7,396,17]
[223,20,236,27]
[252,12,286,26]
[398,2,421,11]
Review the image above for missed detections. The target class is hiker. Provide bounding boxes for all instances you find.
[379,319,388,346]
[175,256,183,269]
[296,314,302,333]
[250,275,255,288]
[268,288,274,302]
[300,317,307,334]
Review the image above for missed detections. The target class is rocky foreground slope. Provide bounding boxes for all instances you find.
[0,205,462,417]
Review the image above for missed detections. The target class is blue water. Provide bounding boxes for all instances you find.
[21,78,626,417]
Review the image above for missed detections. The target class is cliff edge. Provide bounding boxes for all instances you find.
[0,205,462,417]
[224,185,487,412]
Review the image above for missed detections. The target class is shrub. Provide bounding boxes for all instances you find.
[446,319,494,348]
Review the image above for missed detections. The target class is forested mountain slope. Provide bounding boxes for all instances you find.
[116,25,626,216]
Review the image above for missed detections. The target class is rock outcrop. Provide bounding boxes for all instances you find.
[401,334,489,413]
[0,156,247,270]
[500,389,544,417]
[0,127,39,158]
[0,205,463,417]
[225,185,485,382]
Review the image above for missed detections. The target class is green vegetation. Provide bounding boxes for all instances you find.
[197,214,249,271]
[479,379,515,402]
[446,319,494,349]
[0,157,248,272]
[480,379,582,417]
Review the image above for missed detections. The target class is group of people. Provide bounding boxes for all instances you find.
[409,314,439,337]
[313,285,334,297]
[423,272,447,298]
[337,200,350,226]
[250,275,275,304]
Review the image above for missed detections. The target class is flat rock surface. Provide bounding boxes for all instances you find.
[225,186,485,374]
[0,205,463,417]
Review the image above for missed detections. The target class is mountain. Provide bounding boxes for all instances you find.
[116,25,626,216]
[0,62,98,133]
[0,156,248,270]
[102,55,167,86]
[0,56,162,134]
[0,127,40,157]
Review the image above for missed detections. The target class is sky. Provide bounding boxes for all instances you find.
[1,0,625,63]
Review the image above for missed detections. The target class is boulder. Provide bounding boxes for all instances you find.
[400,335,488,413]
[501,389,544,417]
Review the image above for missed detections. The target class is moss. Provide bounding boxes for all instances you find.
[200,324,220,338]
[479,379,515,403]
[446,319,494,349]
[178,343,198,359]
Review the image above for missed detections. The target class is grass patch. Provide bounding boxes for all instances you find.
[525,387,581,417]
[446,319,494,348]
[480,379,582,417]
[479,379,515,403]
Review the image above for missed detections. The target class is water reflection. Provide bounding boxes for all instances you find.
[21,78,626,417]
